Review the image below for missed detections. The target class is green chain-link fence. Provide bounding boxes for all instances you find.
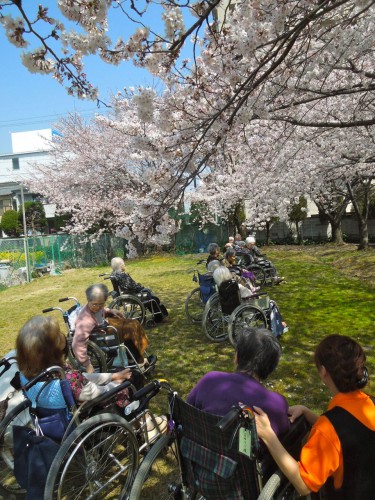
[0,234,128,285]
[0,224,231,285]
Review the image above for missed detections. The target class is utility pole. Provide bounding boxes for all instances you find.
[20,185,31,282]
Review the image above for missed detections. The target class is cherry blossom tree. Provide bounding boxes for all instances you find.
[5,1,375,248]
[24,100,185,250]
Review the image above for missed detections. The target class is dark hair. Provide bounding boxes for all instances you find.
[314,334,368,392]
[225,247,236,258]
[16,316,65,379]
[236,327,282,380]
[207,243,220,255]
[86,283,109,301]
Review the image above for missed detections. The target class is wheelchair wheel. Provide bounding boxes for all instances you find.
[202,293,228,343]
[128,435,183,500]
[67,338,107,373]
[44,413,139,500]
[185,287,204,323]
[109,294,146,324]
[228,304,268,346]
[0,399,33,498]
[246,265,266,287]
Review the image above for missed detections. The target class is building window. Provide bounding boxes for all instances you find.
[12,158,20,170]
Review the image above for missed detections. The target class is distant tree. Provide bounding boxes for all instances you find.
[313,179,350,245]
[263,217,279,246]
[347,175,375,250]
[225,202,246,237]
[288,197,308,245]
[53,213,71,233]
[20,202,47,235]
[0,210,22,237]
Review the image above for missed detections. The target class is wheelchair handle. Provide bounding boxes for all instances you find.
[217,403,254,431]
[22,365,66,391]
[59,296,79,303]
[132,380,161,401]
[217,406,241,431]
[0,356,17,377]
[42,306,64,314]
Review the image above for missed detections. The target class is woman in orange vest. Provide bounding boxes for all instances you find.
[254,334,375,498]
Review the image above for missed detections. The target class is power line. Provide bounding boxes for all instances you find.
[0,108,109,129]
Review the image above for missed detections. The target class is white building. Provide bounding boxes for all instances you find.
[0,129,57,232]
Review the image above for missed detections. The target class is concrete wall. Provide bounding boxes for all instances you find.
[256,215,375,242]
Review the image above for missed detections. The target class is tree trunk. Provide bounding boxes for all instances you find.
[315,199,348,245]
[357,218,369,250]
[296,222,303,245]
[331,220,344,245]
[346,180,370,250]
[265,221,271,246]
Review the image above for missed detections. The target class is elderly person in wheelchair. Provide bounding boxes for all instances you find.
[243,236,285,285]
[72,283,150,373]
[213,266,288,337]
[110,257,168,323]
[18,316,134,408]
[187,327,307,480]
[187,327,289,435]
[1,315,167,499]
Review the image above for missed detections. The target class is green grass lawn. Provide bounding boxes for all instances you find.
[1,245,374,416]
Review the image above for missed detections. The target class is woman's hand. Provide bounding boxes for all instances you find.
[112,368,132,382]
[109,309,124,319]
[288,405,307,423]
[289,404,319,426]
[253,406,275,444]
[86,363,95,374]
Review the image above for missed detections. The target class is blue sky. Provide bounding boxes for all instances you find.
[0,2,185,154]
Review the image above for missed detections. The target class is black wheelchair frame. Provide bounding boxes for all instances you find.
[128,393,311,499]
[0,355,168,500]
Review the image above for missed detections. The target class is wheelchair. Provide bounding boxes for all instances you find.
[101,273,168,328]
[202,279,268,343]
[129,393,310,499]
[235,251,278,287]
[185,261,216,324]
[0,355,167,500]
[42,297,157,378]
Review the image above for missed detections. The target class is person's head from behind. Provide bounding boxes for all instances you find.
[213,265,232,287]
[225,246,236,264]
[314,334,368,392]
[207,259,221,273]
[245,236,256,249]
[17,316,66,379]
[86,283,109,313]
[111,257,125,272]
[207,243,220,259]
[235,327,282,381]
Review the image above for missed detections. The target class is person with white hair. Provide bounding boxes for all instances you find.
[213,266,253,299]
[224,236,235,250]
[212,267,289,336]
[244,236,284,285]
[110,257,168,323]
